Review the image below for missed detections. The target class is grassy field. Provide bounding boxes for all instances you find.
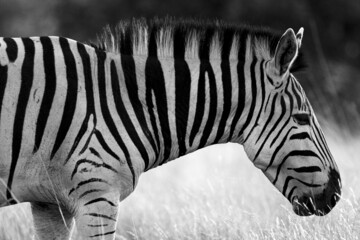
[0,127,358,240]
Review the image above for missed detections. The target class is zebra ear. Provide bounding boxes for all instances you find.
[296,27,304,48]
[272,28,299,76]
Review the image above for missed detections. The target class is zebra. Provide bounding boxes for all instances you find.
[0,18,341,240]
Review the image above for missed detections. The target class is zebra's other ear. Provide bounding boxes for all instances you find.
[272,28,299,76]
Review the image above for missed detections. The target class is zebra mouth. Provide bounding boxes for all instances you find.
[291,170,342,217]
[292,194,339,216]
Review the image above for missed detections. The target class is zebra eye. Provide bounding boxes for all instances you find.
[293,113,310,125]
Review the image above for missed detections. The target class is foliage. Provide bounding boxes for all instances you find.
[0,135,359,239]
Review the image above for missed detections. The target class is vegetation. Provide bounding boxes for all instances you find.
[0,131,359,239]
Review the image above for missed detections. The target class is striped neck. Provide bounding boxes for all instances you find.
[96,18,282,170]
[114,35,253,170]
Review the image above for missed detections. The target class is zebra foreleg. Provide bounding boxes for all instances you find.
[74,191,120,240]
[31,202,74,240]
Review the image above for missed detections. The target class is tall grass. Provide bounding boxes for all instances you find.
[114,131,360,240]
[1,129,358,240]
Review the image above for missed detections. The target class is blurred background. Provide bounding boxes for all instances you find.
[0,0,359,135]
[0,1,359,239]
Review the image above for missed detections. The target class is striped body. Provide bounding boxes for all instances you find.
[0,18,341,240]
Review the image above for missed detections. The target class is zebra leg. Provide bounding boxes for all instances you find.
[74,191,120,240]
[31,202,74,240]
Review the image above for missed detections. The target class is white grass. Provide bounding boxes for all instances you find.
[0,131,359,240]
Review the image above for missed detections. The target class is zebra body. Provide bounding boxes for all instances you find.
[0,19,341,240]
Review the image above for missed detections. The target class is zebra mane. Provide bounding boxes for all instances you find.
[94,17,305,72]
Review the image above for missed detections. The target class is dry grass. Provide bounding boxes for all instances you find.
[0,128,358,240]
[115,131,360,240]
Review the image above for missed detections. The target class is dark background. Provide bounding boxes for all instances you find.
[0,0,358,136]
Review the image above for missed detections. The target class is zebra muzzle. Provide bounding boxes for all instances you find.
[292,168,341,216]
[292,190,341,216]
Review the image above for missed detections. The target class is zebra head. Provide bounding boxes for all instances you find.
[242,28,341,216]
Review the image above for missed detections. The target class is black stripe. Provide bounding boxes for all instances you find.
[198,63,217,148]
[264,126,295,172]
[287,186,297,202]
[119,27,133,55]
[214,29,234,143]
[120,28,158,158]
[282,177,294,196]
[269,97,287,145]
[273,150,321,185]
[289,132,311,140]
[79,189,103,199]
[51,37,78,159]
[3,38,18,62]
[71,159,118,180]
[79,41,95,114]
[312,118,332,162]
[78,128,95,156]
[34,37,56,153]
[228,30,248,140]
[255,93,278,144]
[174,27,191,156]
[7,38,35,202]
[173,26,186,59]
[110,60,150,169]
[94,129,119,160]
[90,231,116,238]
[288,166,321,173]
[145,28,160,155]
[282,176,322,195]
[146,27,172,164]
[84,197,116,207]
[221,29,235,61]
[189,65,206,146]
[244,60,266,142]
[69,178,108,196]
[87,224,109,228]
[89,147,101,158]
[293,81,305,108]
[64,42,97,163]
[148,25,158,57]
[311,126,329,166]
[96,50,136,188]
[267,79,294,150]
[291,81,302,109]
[253,95,287,162]
[317,125,333,163]
[0,65,8,124]
[189,28,215,146]
[199,27,215,60]
[238,54,258,138]
[284,79,294,114]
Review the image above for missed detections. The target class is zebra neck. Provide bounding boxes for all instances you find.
[176,56,247,157]
[116,52,248,169]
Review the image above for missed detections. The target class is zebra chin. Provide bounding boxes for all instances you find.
[291,169,341,216]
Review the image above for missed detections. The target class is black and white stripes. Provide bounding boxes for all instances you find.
[0,18,341,239]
